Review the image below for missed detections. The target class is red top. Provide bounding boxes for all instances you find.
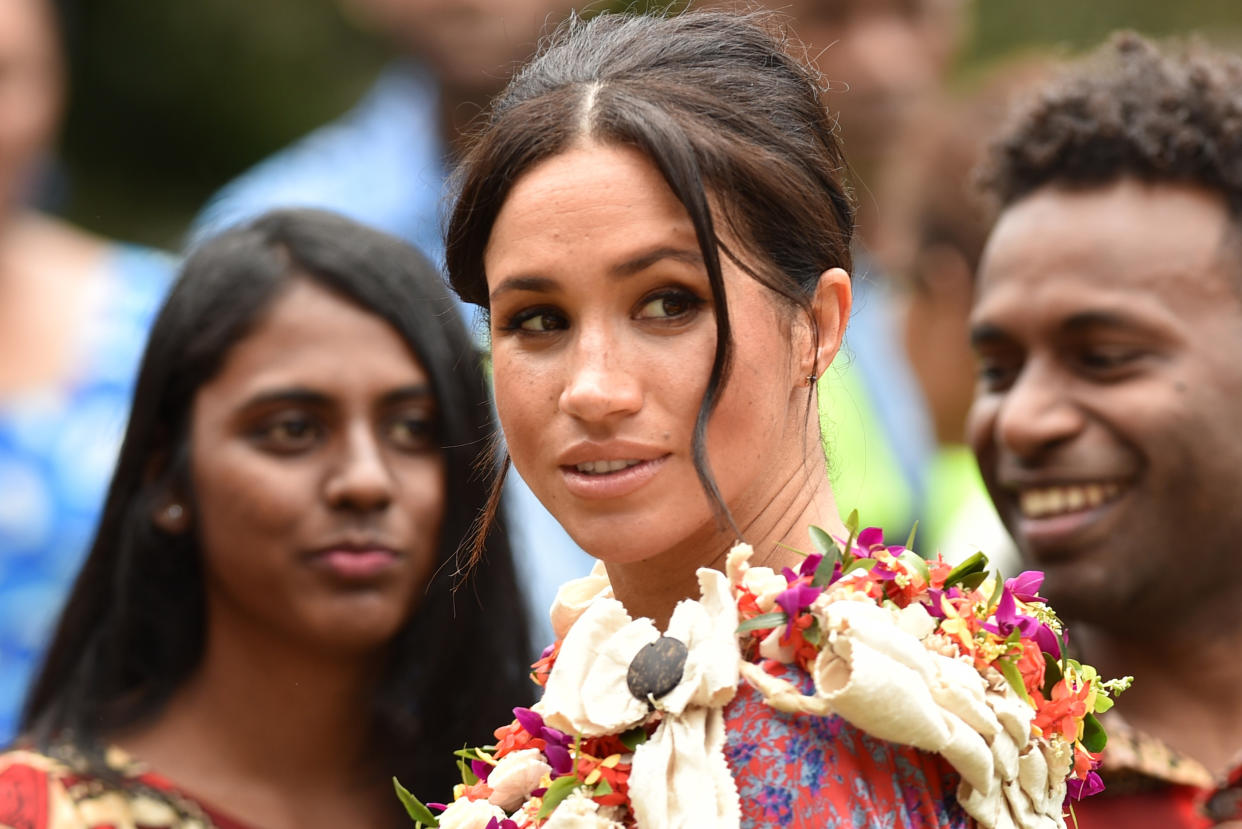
[0,747,255,829]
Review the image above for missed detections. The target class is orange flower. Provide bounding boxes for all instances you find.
[1015,638,1046,699]
[530,640,562,688]
[576,753,632,807]
[927,556,953,589]
[458,778,494,802]
[1034,678,1091,743]
[493,719,545,758]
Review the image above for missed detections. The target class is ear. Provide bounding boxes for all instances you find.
[152,498,191,535]
[802,267,852,383]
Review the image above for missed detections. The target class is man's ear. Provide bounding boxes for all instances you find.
[802,267,852,383]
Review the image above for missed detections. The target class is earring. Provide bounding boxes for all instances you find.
[164,503,184,522]
[805,373,818,386]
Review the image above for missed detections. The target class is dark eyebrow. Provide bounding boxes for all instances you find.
[1062,310,1145,334]
[609,246,705,278]
[488,246,705,303]
[240,385,434,411]
[969,322,1010,348]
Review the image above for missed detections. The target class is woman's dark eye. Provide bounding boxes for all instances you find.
[387,414,436,451]
[255,414,320,451]
[636,290,702,320]
[506,308,568,333]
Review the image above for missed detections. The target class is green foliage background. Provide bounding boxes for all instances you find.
[54,0,1241,249]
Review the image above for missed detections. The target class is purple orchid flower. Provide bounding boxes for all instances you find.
[1006,571,1048,604]
[485,819,520,829]
[984,587,1063,659]
[775,582,822,638]
[512,706,574,774]
[1066,770,1105,801]
[471,758,493,782]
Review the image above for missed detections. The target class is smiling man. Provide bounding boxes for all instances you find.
[967,33,1242,828]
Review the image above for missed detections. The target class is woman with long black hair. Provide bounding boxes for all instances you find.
[0,209,531,828]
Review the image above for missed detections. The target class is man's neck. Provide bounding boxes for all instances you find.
[1073,596,1242,777]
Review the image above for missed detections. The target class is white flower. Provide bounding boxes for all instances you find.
[436,797,507,829]
[543,789,625,829]
[486,748,552,812]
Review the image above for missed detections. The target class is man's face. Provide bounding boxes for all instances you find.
[967,179,1242,625]
[785,0,965,162]
[344,0,576,98]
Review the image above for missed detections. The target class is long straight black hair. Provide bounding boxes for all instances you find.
[445,10,856,555]
[21,208,532,799]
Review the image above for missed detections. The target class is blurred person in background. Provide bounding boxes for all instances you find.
[873,58,1052,568]
[703,0,969,544]
[969,33,1242,828]
[0,209,531,828]
[190,0,590,654]
[0,0,173,745]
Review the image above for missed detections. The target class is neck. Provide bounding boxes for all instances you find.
[1073,591,1242,777]
[606,444,846,629]
[120,611,383,790]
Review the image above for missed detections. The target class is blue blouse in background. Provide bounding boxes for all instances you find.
[0,244,173,746]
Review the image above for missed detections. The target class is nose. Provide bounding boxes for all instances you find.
[324,423,394,512]
[992,362,1085,461]
[558,329,642,425]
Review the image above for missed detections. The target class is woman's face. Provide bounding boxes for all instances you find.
[187,279,444,655]
[484,142,821,564]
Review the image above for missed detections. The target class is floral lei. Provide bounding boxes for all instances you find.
[396,518,1130,829]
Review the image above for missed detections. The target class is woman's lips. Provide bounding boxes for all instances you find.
[310,548,400,580]
[560,455,670,500]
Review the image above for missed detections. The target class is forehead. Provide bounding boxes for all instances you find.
[205,280,428,398]
[973,179,1240,330]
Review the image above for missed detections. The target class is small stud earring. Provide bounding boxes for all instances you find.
[805,373,818,386]
[164,503,184,522]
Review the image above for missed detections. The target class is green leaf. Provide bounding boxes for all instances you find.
[943,552,988,589]
[904,520,920,553]
[536,776,582,820]
[809,525,841,557]
[844,509,860,535]
[959,571,989,592]
[393,777,440,828]
[457,757,478,786]
[593,778,614,796]
[997,658,1034,707]
[736,611,787,635]
[988,571,1005,610]
[619,726,649,751]
[802,618,823,647]
[898,550,930,583]
[1080,712,1108,753]
[1042,653,1063,698]
[1094,694,1114,714]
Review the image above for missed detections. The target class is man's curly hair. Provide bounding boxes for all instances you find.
[978,31,1242,216]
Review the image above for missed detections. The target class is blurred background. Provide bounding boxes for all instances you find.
[52,0,1242,249]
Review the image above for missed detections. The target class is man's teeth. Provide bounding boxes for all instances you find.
[1019,483,1123,519]
[575,459,642,475]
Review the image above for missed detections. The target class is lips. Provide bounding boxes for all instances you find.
[556,442,671,501]
[308,540,401,581]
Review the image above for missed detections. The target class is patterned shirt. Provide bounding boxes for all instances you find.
[724,661,972,828]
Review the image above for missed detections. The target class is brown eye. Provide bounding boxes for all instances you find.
[636,289,702,320]
[386,413,437,451]
[255,414,320,452]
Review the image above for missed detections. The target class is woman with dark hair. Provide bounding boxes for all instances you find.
[410,9,1113,829]
[0,208,532,828]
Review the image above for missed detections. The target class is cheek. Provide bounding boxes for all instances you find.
[191,443,308,557]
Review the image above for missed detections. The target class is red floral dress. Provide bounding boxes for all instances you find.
[0,747,254,829]
[723,661,972,828]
